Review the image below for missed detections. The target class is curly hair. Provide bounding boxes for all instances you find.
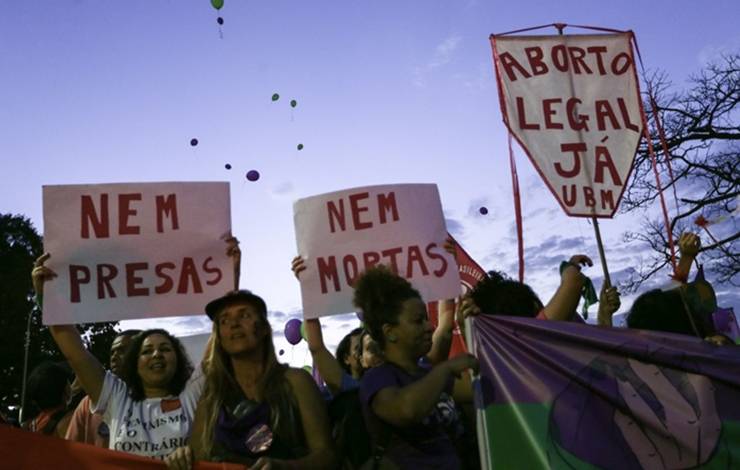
[470,270,543,317]
[336,327,363,375]
[26,361,72,410]
[119,329,194,401]
[352,265,421,348]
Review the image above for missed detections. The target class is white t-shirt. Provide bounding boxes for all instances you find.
[92,370,204,460]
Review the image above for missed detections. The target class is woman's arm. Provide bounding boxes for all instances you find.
[259,368,336,470]
[33,253,106,404]
[426,298,455,365]
[371,354,478,427]
[542,255,591,321]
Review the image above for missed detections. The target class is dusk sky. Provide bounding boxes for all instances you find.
[2,1,738,365]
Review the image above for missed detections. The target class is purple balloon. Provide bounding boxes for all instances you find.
[284,318,302,345]
[279,349,285,356]
[190,138,198,147]
[225,163,232,170]
[246,170,260,182]
[356,311,364,322]
[479,206,488,215]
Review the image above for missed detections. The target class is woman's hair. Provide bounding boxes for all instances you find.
[26,361,72,410]
[119,329,194,401]
[195,295,303,459]
[335,327,363,375]
[627,285,716,338]
[352,265,421,348]
[471,270,543,317]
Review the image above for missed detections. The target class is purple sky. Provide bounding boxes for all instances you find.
[1,1,738,363]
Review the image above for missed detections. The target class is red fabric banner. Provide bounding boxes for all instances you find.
[1,425,246,470]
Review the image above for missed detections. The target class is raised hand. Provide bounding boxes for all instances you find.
[31,252,57,297]
[291,256,306,280]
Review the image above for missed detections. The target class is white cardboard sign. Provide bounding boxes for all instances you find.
[493,33,643,217]
[42,182,233,325]
[294,184,460,318]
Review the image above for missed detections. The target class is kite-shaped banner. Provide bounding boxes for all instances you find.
[492,33,643,217]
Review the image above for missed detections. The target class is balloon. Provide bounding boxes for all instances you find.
[246,170,260,182]
[300,322,307,341]
[479,206,488,215]
[211,0,224,10]
[356,311,364,322]
[284,319,302,345]
[302,365,312,374]
[217,16,224,25]
[297,143,304,151]
[271,93,280,101]
[290,99,297,108]
[279,349,285,356]
[190,138,198,146]
[224,163,232,170]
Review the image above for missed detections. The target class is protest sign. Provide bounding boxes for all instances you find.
[294,184,459,318]
[492,33,642,217]
[42,182,233,324]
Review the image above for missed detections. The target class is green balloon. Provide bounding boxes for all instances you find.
[302,365,312,374]
[299,321,307,340]
[211,0,224,10]
[271,93,280,102]
[297,143,304,151]
[290,99,297,108]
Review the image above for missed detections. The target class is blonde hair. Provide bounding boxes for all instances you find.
[195,307,302,459]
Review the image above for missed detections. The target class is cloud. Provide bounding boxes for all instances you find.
[270,181,295,199]
[445,217,465,237]
[697,37,740,65]
[412,34,462,87]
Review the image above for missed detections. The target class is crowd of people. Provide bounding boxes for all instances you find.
[7,230,734,469]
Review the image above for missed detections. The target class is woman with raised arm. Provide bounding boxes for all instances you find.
[167,290,336,470]
[354,265,478,470]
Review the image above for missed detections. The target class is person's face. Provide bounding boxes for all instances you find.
[344,334,362,377]
[136,334,178,391]
[388,297,433,358]
[110,335,133,376]
[360,333,383,369]
[217,301,267,356]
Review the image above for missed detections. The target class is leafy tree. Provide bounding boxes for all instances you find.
[620,53,739,291]
[0,214,119,418]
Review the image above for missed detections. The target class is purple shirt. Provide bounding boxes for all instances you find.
[359,362,462,470]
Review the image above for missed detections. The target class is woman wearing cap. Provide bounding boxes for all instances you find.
[166,290,336,470]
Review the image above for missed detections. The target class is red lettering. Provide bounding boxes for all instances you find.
[381,247,403,274]
[118,193,141,235]
[377,192,399,225]
[327,200,345,233]
[363,251,381,270]
[317,256,340,294]
[542,98,563,129]
[202,256,222,286]
[525,47,548,75]
[566,98,589,131]
[499,52,531,82]
[600,190,615,210]
[586,46,608,75]
[126,262,149,296]
[69,265,91,303]
[155,262,176,294]
[595,100,621,130]
[81,194,109,239]
[425,243,448,277]
[568,47,592,74]
[349,192,372,230]
[594,146,622,185]
[611,52,632,75]
[617,98,640,132]
[555,143,585,178]
[156,194,179,233]
[177,257,203,294]
[562,185,577,207]
[406,245,429,277]
[97,264,118,299]
[516,97,539,130]
[342,255,359,286]
[552,45,568,72]
[584,187,596,207]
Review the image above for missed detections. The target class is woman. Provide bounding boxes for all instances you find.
[22,361,74,438]
[168,289,336,469]
[354,265,478,470]
[32,253,201,460]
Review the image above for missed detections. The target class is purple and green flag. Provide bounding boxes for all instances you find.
[471,315,740,469]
